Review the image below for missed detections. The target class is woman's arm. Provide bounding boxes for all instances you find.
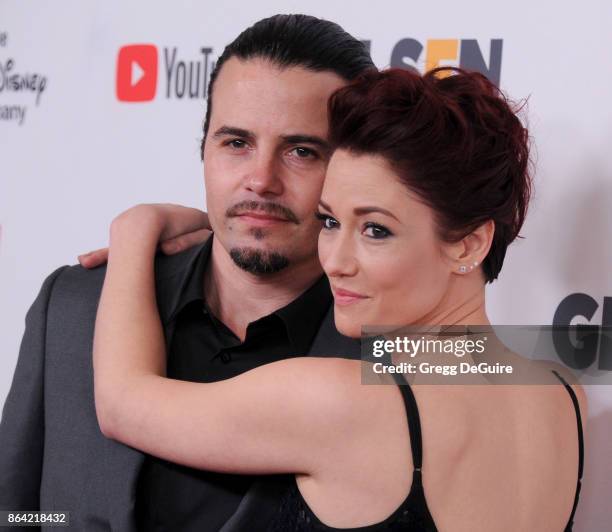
[93,205,390,476]
[78,209,211,269]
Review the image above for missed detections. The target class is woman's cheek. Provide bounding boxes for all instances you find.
[362,247,407,321]
[317,233,330,267]
[373,243,439,323]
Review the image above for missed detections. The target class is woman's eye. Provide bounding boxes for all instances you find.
[315,212,338,229]
[363,222,392,239]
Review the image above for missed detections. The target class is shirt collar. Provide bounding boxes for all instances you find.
[168,236,333,353]
[275,275,333,352]
[165,235,213,323]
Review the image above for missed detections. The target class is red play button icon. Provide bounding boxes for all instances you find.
[116,44,158,102]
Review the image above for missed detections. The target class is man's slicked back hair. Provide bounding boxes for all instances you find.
[200,14,375,158]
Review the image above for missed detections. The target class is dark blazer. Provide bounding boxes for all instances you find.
[0,242,360,531]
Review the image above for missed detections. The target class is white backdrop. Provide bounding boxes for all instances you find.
[1,1,611,529]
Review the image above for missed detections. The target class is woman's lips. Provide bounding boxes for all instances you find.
[332,287,369,306]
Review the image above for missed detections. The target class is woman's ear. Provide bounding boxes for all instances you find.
[445,220,495,275]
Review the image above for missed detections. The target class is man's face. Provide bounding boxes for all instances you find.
[203,57,346,275]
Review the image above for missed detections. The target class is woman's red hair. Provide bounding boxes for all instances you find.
[328,67,532,283]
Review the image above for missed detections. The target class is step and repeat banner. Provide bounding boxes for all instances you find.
[1,1,611,529]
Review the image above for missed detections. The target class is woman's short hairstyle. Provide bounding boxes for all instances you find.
[328,67,532,283]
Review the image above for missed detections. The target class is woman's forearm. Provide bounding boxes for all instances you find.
[89,209,364,476]
[93,214,168,435]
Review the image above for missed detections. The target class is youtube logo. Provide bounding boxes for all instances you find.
[116,44,158,102]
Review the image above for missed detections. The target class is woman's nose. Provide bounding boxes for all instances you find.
[320,232,359,278]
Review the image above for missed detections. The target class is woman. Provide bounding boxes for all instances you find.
[92,68,586,531]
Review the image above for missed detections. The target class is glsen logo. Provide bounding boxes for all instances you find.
[553,294,612,370]
[387,39,503,85]
[116,44,215,103]
[116,44,158,102]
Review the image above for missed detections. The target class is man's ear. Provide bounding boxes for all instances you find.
[445,220,495,275]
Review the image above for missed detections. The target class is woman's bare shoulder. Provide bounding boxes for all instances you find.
[530,359,588,420]
[251,356,402,426]
[254,356,388,400]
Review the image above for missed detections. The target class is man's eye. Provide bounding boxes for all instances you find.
[227,139,247,149]
[315,212,338,229]
[363,222,392,239]
[291,147,317,159]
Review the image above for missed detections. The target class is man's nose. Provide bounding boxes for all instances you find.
[321,232,359,279]
[244,151,283,196]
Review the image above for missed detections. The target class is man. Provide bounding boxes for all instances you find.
[0,14,374,531]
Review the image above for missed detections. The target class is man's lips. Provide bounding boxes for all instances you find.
[235,212,290,225]
[226,201,299,224]
[332,287,370,306]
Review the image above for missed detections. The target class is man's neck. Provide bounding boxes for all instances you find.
[204,237,324,341]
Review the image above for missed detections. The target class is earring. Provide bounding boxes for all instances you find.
[460,261,479,273]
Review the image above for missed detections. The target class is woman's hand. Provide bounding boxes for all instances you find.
[79,204,211,268]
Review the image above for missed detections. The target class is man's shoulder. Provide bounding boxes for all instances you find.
[50,262,106,298]
[46,242,208,310]
[56,243,206,288]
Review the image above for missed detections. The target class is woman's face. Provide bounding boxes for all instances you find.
[318,150,457,338]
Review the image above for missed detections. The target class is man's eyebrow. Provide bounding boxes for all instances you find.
[211,128,330,152]
[212,126,254,140]
[282,134,331,152]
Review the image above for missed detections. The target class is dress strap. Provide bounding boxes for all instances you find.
[551,369,584,530]
[390,373,423,471]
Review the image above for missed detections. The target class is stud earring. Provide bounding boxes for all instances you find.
[458,265,467,273]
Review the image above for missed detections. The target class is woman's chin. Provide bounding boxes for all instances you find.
[333,314,362,340]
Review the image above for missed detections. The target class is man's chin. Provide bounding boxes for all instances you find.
[229,246,290,275]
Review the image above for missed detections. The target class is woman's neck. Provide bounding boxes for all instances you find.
[417,273,490,328]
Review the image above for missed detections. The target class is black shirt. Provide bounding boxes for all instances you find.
[136,236,333,531]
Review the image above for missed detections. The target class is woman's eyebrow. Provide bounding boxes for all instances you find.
[353,206,399,222]
[318,201,399,222]
[353,206,399,221]
[318,199,334,213]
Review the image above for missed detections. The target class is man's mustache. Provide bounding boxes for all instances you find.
[226,201,299,224]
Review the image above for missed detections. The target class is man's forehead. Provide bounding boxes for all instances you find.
[209,57,346,137]
[213,58,345,107]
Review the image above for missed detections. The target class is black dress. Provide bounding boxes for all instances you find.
[268,370,584,531]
